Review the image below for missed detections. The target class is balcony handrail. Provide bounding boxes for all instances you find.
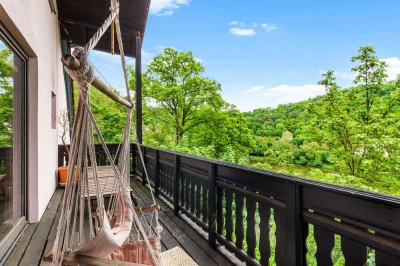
[135,144,400,206]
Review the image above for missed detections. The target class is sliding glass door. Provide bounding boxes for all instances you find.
[0,24,26,245]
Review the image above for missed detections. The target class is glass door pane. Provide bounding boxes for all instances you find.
[0,36,25,240]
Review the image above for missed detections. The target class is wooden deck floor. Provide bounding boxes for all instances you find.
[3,178,234,266]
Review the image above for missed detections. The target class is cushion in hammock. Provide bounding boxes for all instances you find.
[107,237,161,266]
[161,246,199,266]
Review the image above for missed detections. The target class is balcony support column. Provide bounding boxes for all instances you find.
[135,35,142,144]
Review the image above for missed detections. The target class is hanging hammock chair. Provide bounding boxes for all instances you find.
[47,1,163,265]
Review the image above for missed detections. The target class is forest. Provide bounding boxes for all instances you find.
[134,46,400,197]
[1,45,399,197]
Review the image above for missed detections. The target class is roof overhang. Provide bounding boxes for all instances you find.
[57,0,151,58]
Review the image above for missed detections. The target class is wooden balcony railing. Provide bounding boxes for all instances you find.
[58,144,400,265]
[58,144,135,176]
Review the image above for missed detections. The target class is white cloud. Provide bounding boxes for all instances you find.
[381,57,400,81]
[238,84,325,110]
[229,21,244,27]
[245,85,264,93]
[150,0,190,16]
[261,23,277,32]
[229,27,256,36]
[229,21,277,36]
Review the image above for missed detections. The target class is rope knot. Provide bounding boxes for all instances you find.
[65,47,94,91]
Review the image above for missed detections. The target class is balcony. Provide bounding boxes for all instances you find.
[4,144,400,265]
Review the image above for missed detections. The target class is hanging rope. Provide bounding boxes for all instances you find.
[84,8,119,52]
[52,0,161,265]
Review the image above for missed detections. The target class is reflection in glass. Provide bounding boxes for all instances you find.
[0,38,24,240]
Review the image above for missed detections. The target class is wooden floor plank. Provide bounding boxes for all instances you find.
[131,182,183,252]
[19,189,64,266]
[131,183,218,266]
[40,193,64,266]
[131,179,233,266]
[4,223,38,266]
[132,195,168,252]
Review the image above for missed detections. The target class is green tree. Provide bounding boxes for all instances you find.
[144,48,223,142]
[313,46,400,178]
[350,46,388,125]
[315,70,362,175]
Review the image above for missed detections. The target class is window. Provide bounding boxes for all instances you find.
[0,23,27,250]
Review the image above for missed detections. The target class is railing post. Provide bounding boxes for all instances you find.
[285,182,303,265]
[142,146,146,185]
[173,154,180,216]
[154,149,159,197]
[208,163,216,248]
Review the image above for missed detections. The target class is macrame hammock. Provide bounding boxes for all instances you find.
[51,1,162,265]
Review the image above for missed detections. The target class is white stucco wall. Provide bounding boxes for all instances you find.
[0,1,67,222]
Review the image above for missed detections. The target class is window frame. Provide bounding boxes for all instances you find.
[0,22,28,261]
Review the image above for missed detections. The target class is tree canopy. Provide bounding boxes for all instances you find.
[144,48,224,141]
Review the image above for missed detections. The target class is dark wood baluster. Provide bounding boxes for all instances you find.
[164,167,168,194]
[376,251,400,266]
[150,158,154,184]
[314,224,334,266]
[216,186,223,235]
[341,236,367,266]
[195,178,201,219]
[190,176,196,213]
[160,166,164,192]
[166,167,171,196]
[185,175,190,210]
[170,167,175,197]
[170,167,175,198]
[180,173,185,206]
[225,189,233,242]
[274,209,286,266]
[164,167,168,193]
[246,199,256,258]
[235,193,244,249]
[154,151,159,196]
[202,181,208,223]
[259,204,271,265]
[163,166,167,194]
[173,156,180,214]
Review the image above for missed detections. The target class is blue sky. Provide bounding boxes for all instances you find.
[90,0,400,111]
